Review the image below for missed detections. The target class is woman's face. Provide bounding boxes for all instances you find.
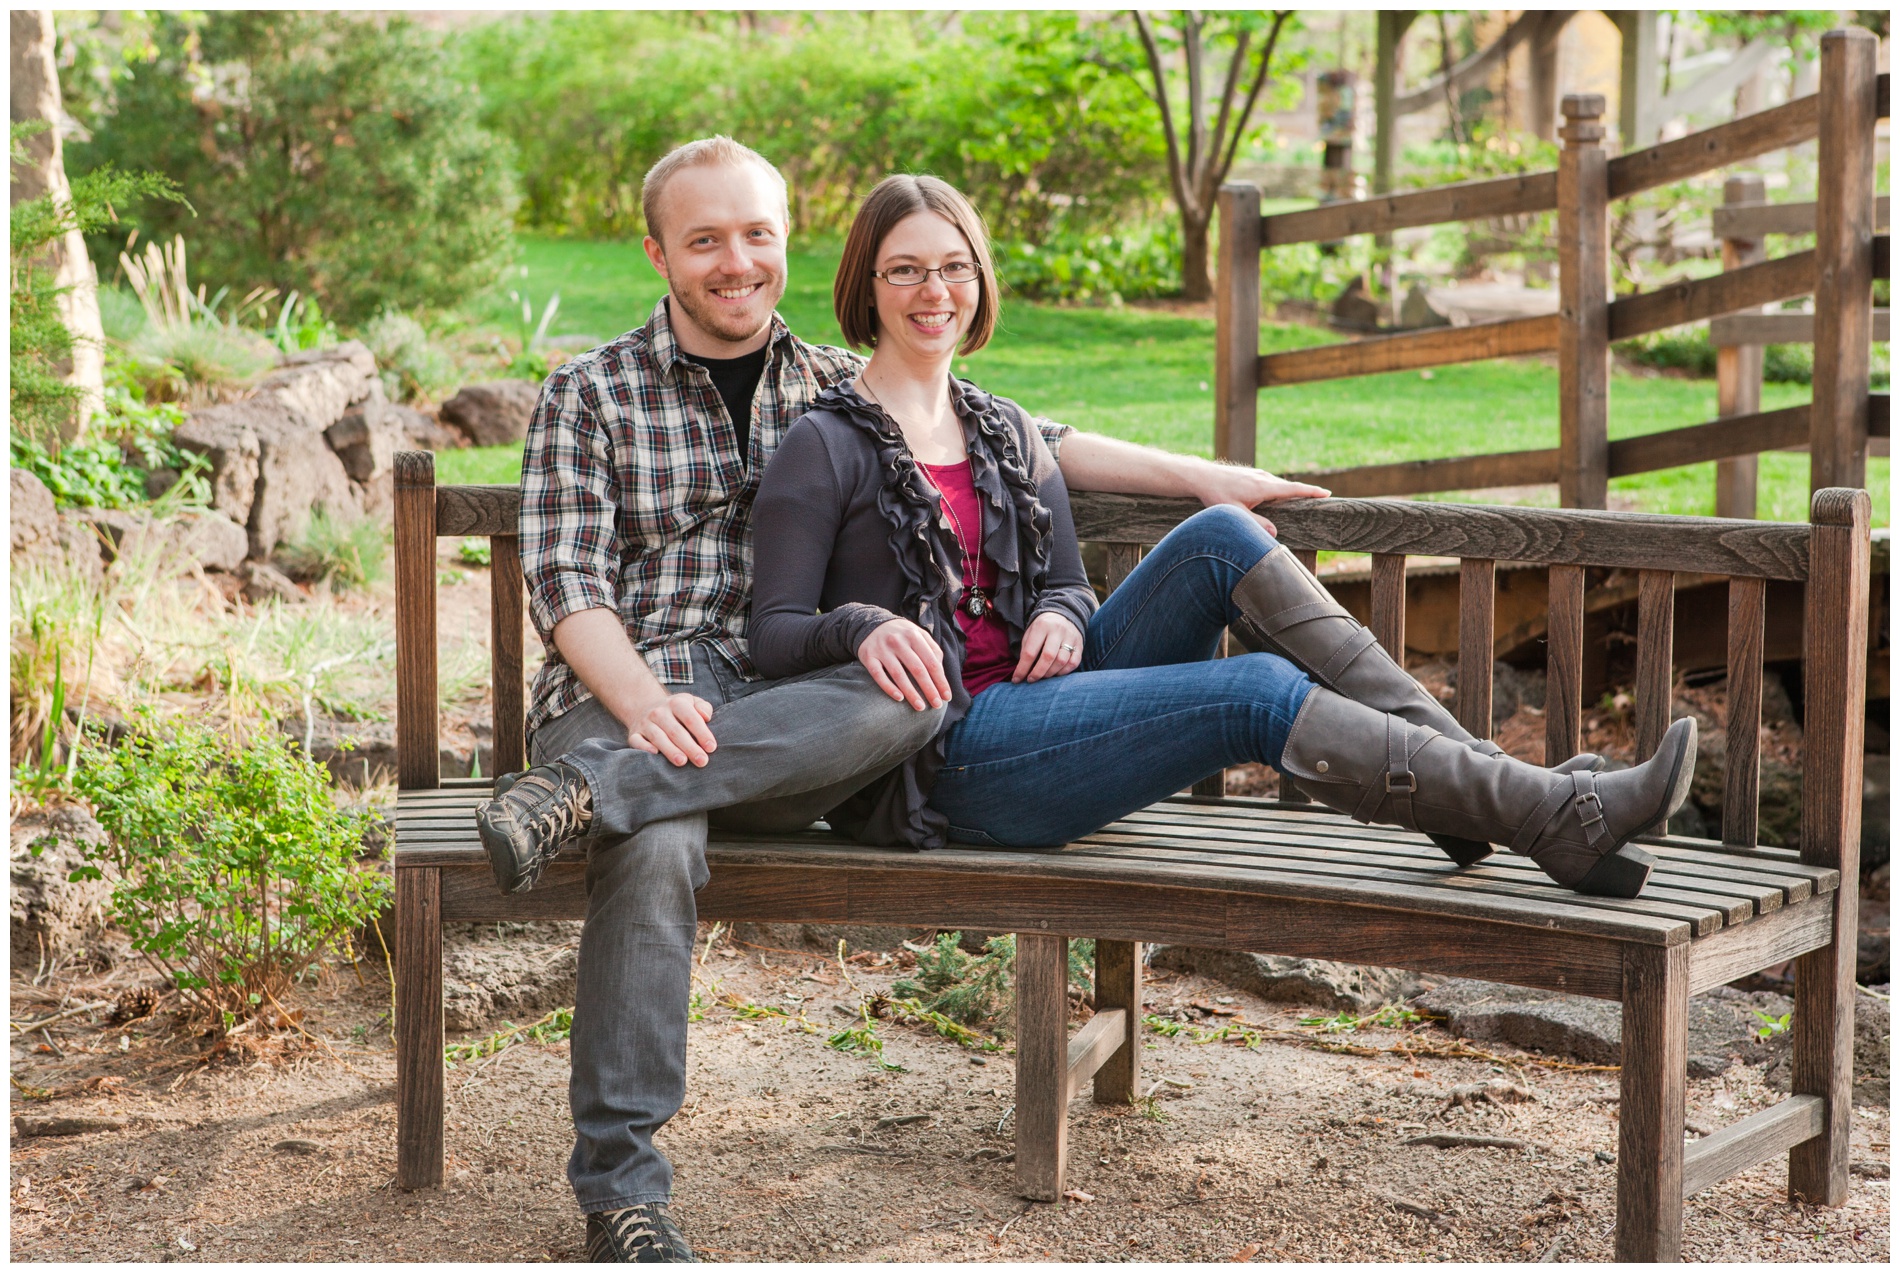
[871,210,981,361]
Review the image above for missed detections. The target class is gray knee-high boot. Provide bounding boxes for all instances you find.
[1277,686,1697,897]
[1231,545,1603,867]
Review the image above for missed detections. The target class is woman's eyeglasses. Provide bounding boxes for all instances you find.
[873,262,981,286]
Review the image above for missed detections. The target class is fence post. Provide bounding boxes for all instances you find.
[1558,94,1610,510]
[1214,183,1262,466]
[1809,28,1877,496]
[1716,174,1767,519]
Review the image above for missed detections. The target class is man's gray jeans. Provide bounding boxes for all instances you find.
[529,645,943,1213]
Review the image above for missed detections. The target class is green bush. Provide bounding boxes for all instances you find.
[891,931,1095,1035]
[1616,326,1819,385]
[57,716,388,1023]
[9,374,208,510]
[362,310,458,402]
[69,11,518,325]
[277,509,389,593]
[996,222,1181,304]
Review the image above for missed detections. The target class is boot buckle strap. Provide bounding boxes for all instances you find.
[1385,770,1417,794]
[1572,776,1610,846]
[1263,599,1349,634]
[1317,626,1380,687]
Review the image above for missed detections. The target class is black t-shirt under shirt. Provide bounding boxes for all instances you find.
[681,345,769,461]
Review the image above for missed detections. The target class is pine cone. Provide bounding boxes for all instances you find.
[111,987,160,1024]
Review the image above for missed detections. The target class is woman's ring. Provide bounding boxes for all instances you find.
[1060,643,1076,652]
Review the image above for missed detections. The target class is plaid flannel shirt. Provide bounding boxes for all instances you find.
[520,297,1072,736]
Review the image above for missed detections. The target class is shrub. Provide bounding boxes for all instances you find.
[996,222,1182,304]
[1616,326,1819,385]
[362,310,458,402]
[58,716,389,1024]
[69,11,517,325]
[891,931,1095,1035]
[277,509,389,593]
[9,376,209,510]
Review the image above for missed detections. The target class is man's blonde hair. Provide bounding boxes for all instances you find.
[640,136,790,244]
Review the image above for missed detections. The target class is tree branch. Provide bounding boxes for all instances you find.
[1214,10,1291,194]
[1205,26,1254,190]
[1183,10,1207,184]
[1392,10,1567,116]
[1132,10,1194,216]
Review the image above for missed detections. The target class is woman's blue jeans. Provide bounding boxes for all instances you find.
[929,505,1317,847]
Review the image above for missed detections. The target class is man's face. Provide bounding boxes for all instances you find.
[643,162,789,354]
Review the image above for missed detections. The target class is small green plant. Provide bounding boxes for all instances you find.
[446,1006,573,1063]
[56,715,389,1023]
[277,509,389,592]
[1751,1007,1792,1040]
[269,291,338,354]
[363,308,458,402]
[457,538,492,567]
[893,932,1017,1028]
[827,1013,904,1071]
[1299,1001,1421,1034]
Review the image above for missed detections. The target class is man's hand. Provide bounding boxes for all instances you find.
[1012,612,1084,684]
[1183,466,1332,537]
[624,688,719,767]
[858,618,952,710]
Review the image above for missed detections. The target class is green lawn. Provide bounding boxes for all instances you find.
[449,234,1888,527]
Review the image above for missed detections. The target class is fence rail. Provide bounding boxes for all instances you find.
[1217,31,1888,517]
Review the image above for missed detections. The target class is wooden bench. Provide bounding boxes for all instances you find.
[389,451,1870,1262]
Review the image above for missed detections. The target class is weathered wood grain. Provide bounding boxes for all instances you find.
[1067,495,1814,581]
[1260,171,1558,247]
[1369,554,1407,660]
[1709,309,1890,345]
[1545,564,1586,764]
[1257,315,1557,388]
[489,534,525,779]
[1634,571,1676,765]
[1014,933,1070,1201]
[1283,447,1559,499]
[395,866,444,1188]
[394,452,440,790]
[1711,194,1890,239]
[1687,894,1835,996]
[1715,174,1768,521]
[1682,1095,1825,1199]
[1215,183,1261,466]
[1559,95,1611,509]
[1790,485,1871,1206]
[1606,250,1816,342]
[1092,941,1140,1104]
[1616,941,1690,1261]
[435,483,517,537]
[1607,405,1809,479]
[1103,543,1143,593]
[1608,92,1819,199]
[1064,1009,1127,1101]
[1456,559,1496,740]
[1809,31,1878,495]
[1723,578,1766,846]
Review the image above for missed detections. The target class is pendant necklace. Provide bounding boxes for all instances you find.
[860,375,992,620]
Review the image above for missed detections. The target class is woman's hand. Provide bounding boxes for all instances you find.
[624,689,719,767]
[1012,612,1084,684]
[859,618,952,710]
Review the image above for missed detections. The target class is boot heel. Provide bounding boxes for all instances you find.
[1573,845,1655,898]
[1427,832,1493,867]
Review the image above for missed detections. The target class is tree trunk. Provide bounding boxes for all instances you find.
[10,8,105,438]
[1181,211,1213,302]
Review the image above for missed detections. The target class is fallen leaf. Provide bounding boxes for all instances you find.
[1229,1242,1263,1261]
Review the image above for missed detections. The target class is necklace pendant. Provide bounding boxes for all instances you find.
[963,587,991,619]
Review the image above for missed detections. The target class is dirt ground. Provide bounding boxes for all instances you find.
[9,926,1891,1263]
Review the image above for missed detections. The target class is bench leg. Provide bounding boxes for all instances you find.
[395,866,444,1189]
[1788,895,1857,1204]
[1093,941,1141,1104]
[1616,943,1689,1261]
[1014,932,1069,1202]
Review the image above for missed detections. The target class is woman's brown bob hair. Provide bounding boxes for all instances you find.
[833,175,999,357]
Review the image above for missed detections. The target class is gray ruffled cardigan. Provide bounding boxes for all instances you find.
[748,379,1096,849]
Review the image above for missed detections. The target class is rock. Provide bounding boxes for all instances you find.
[252,343,378,433]
[246,401,361,559]
[69,506,142,559]
[439,380,542,447]
[1398,282,1452,330]
[172,404,264,526]
[14,1115,128,1138]
[10,807,111,961]
[168,510,250,574]
[142,467,180,500]
[325,392,402,483]
[282,339,378,383]
[239,560,304,605]
[10,470,104,582]
[1148,946,1424,1013]
[1328,277,1383,334]
[1758,987,1889,1107]
[289,716,399,787]
[1411,977,1769,1072]
[441,921,582,1032]
[392,405,467,452]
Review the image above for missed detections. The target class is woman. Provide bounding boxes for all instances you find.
[748,175,1695,899]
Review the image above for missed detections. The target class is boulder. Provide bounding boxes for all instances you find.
[246,402,362,559]
[172,403,264,526]
[325,393,402,483]
[10,469,101,581]
[439,380,542,447]
[239,560,304,605]
[168,510,250,574]
[392,405,468,452]
[1148,946,1424,1013]
[11,807,111,961]
[441,921,582,1032]
[252,342,378,433]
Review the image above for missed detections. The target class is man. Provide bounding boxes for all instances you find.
[479,136,1325,1262]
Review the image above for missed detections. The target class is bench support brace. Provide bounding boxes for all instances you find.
[396,866,445,1189]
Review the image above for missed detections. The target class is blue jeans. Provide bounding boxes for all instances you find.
[929,505,1317,846]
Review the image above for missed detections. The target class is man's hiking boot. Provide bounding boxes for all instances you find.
[1279,686,1698,898]
[475,762,594,894]
[585,1203,697,1263]
[1230,545,1604,867]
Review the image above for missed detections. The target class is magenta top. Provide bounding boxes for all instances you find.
[918,459,1016,695]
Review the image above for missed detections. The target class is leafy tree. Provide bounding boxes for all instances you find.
[10,121,183,444]
[67,11,518,324]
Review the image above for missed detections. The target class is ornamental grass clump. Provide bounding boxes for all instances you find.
[62,717,389,1026]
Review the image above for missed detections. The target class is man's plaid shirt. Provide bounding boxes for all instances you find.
[520,297,1071,736]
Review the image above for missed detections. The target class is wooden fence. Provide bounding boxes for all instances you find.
[1215,29,1889,515]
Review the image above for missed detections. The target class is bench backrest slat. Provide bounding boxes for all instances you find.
[395,452,440,790]
[1545,563,1588,766]
[1455,558,1497,740]
[1369,553,1407,659]
[490,533,527,778]
[1723,577,1767,847]
[1634,569,1678,764]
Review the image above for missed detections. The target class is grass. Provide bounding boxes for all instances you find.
[453,233,1888,526]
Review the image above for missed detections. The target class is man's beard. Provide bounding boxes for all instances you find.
[671,275,784,345]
